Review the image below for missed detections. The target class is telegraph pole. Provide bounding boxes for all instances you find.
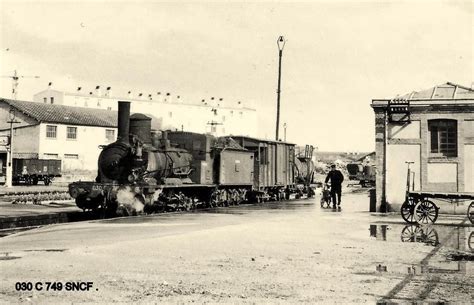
[5,108,20,187]
[1,70,40,100]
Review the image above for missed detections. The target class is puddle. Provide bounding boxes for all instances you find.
[0,255,21,260]
[375,223,473,302]
[446,250,474,261]
[23,249,67,252]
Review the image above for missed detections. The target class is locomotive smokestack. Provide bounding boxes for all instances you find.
[117,101,131,144]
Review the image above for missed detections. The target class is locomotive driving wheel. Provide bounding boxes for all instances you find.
[414,200,439,224]
[400,198,417,224]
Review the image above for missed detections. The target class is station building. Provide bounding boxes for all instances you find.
[0,98,122,176]
[33,85,258,137]
[371,82,474,211]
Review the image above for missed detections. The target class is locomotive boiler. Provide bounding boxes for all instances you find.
[97,102,193,185]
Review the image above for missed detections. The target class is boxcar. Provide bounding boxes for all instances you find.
[229,136,295,191]
[12,158,61,185]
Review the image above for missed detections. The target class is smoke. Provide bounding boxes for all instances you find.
[116,186,144,216]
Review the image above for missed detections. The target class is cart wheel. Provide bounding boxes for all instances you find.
[468,202,474,224]
[401,199,417,224]
[468,232,473,251]
[420,226,439,246]
[400,225,422,242]
[414,200,439,224]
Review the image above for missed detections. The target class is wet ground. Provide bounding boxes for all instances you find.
[0,191,472,304]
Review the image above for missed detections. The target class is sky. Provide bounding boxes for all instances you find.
[0,0,472,152]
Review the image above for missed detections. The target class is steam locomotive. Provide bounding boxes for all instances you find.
[68,101,315,215]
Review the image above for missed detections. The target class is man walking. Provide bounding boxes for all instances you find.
[325,164,344,209]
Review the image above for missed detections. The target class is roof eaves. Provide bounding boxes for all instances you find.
[446,82,474,92]
[1,99,41,123]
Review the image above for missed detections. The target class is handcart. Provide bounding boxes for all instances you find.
[400,162,474,224]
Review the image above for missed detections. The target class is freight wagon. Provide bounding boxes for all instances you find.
[0,158,61,185]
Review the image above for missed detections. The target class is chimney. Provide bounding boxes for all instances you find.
[77,87,82,93]
[117,101,131,144]
[165,92,172,103]
[138,93,143,99]
[156,92,162,102]
[177,95,180,100]
[95,85,101,96]
[48,82,52,90]
[105,86,111,97]
[148,94,153,100]
[89,92,93,95]
[128,91,132,98]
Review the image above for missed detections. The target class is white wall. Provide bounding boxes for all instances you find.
[386,144,421,204]
[38,123,117,172]
[465,144,474,192]
[34,91,258,137]
[33,89,65,105]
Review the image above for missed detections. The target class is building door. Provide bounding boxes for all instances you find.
[386,144,421,205]
[464,145,474,192]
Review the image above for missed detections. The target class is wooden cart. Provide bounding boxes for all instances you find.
[400,163,474,224]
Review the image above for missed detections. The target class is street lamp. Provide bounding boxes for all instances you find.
[5,108,19,188]
[275,36,285,141]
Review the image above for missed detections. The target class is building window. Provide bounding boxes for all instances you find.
[43,97,47,103]
[44,153,59,159]
[46,125,57,138]
[106,129,115,141]
[222,116,226,122]
[67,127,77,140]
[428,119,457,157]
[50,97,54,104]
[168,112,173,118]
[107,107,112,111]
[64,154,79,159]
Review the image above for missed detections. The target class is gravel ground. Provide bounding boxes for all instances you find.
[0,191,472,304]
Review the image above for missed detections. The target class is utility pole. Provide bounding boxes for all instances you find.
[275,36,285,141]
[5,108,20,188]
[1,70,40,100]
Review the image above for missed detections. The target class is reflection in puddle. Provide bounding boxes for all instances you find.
[369,224,390,241]
[379,224,473,302]
[400,225,439,246]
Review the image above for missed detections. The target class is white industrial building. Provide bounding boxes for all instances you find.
[33,85,258,137]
